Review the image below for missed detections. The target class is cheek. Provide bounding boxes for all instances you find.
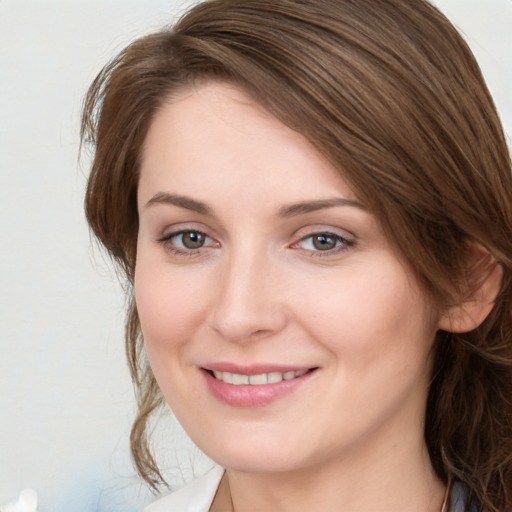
[134,259,209,358]
[293,263,436,434]
[134,259,215,412]
[292,259,435,363]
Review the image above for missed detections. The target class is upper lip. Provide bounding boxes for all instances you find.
[202,362,317,375]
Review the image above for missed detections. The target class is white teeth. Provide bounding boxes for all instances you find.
[232,373,249,385]
[212,369,310,385]
[267,372,283,383]
[249,373,268,385]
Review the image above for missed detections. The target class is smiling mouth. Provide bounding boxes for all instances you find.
[205,368,316,385]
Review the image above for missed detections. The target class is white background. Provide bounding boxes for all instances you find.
[0,1,510,510]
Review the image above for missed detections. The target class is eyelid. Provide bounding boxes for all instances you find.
[292,224,355,242]
[157,228,212,243]
[157,221,217,242]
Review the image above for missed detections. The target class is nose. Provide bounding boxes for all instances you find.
[209,248,288,343]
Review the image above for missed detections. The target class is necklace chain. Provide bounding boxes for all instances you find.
[440,477,452,512]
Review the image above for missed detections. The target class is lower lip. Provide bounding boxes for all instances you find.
[202,370,315,408]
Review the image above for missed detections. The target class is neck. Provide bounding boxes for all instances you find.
[212,428,445,512]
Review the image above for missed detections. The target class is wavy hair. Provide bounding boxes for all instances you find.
[81,1,512,509]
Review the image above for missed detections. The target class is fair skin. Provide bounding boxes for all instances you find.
[135,82,447,511]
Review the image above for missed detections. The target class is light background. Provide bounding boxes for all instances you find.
[0,1,510,510]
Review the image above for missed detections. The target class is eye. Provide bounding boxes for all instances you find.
[176,231,208,249]
[157,229,218,255]
[295,232,353,254]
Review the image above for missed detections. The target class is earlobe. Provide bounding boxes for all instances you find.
[438,247,503,333]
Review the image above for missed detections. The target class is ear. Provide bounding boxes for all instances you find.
[438,244,503,333]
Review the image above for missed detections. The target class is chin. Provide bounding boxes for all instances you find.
[189,426,319,474]
[211,449,308,474]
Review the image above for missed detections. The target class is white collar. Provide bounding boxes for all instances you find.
[143,466,225,512]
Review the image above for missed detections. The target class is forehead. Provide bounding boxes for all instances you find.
[138,81,359,209]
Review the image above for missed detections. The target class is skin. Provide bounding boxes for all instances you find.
[135,82,446,511]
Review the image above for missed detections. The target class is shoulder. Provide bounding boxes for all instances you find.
[143,466,225,512]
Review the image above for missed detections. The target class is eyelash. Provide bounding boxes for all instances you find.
[157,230,354,258]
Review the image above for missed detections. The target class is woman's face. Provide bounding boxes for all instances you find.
[135,82,440,474]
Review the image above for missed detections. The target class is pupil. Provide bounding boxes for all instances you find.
[183,232,204,249]
[313,234,336,251]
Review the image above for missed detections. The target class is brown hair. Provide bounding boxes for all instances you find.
[81,0,512,509]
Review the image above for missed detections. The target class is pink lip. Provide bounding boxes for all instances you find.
[205,362,311,375]
[201,364,317,408]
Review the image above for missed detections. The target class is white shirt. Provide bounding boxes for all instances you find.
[143,466,224,512]
[143,466,470,512]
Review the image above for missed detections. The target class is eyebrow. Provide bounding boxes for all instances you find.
[278,198,367,217]
[144,192,366,217]
[145,192,212,215]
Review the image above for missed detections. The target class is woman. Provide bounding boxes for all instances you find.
[81,0,512,510]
